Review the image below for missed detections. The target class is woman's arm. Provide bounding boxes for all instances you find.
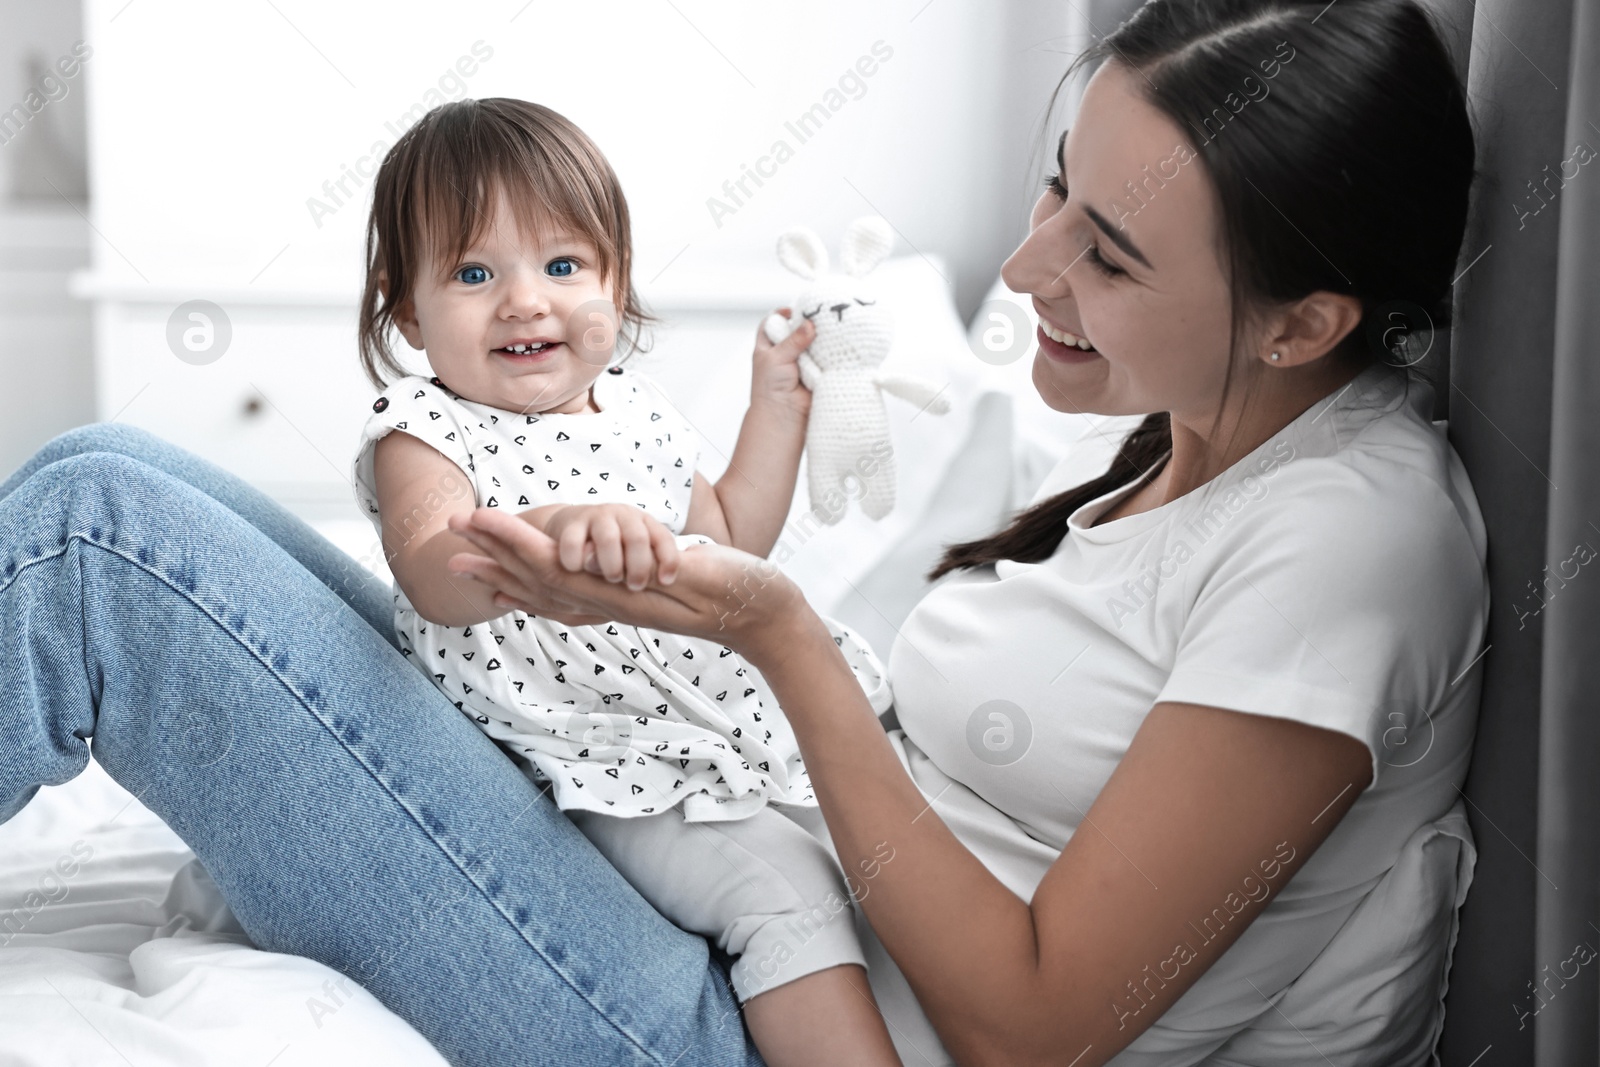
[680,313,814,557]
[754,613,1370,1067]
[439,513,1372,1067]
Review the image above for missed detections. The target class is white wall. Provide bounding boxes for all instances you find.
[0,0,1131,654]
[78,0,1076,315]
[0,1,1103,480]
[61,0,1102,599]
[0,0,92,478]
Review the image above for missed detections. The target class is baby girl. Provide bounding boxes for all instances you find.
[347,97,902,1066]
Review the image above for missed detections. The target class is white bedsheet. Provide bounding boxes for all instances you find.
[0,757,448,1066]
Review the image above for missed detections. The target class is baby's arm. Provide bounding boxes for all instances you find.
[372,430,519,627]
[376,435,682,624]
[681,310,815,557]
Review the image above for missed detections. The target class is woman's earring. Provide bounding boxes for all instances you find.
[1269,351,1282,361]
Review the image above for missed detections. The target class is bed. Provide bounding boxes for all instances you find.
[1,262,1130,1064]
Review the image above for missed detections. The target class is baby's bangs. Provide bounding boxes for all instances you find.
[411,114,622,287]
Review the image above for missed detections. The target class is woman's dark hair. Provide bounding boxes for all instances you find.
[358,98,655,389]
[929,0,1476,581]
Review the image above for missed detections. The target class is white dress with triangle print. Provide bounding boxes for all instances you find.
[351,365,892,822]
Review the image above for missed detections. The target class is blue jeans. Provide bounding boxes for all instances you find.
[0,423,764,1067]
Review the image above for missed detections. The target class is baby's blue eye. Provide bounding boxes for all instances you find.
[456,265,489,285]
[546,257,577,278]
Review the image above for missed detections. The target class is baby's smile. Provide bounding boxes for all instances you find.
[492,338,564,363]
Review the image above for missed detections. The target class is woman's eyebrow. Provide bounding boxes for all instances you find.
[1083,205,1154,270]
[1056,128,1155,270]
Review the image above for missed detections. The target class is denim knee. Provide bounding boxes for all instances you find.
[2,423,167,500]
[2,449,166,555]
[39,422,165,463]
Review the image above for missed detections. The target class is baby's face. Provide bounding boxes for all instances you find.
[394,188,617,414]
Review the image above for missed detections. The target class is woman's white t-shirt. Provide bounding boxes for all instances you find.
[857,360,1490,1065]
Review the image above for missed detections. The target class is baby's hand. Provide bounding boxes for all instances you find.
[544,504,680,590]
[751,308,816,419]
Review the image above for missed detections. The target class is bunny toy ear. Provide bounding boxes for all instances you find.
[776,226,828,280]
[837,216,895,277]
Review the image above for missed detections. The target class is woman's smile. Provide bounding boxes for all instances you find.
[1036,318,1103,364]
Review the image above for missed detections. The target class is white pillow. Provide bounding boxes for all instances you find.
[1203,801,1476,1066]
[827,274,1143,656]
[759,254,979,616]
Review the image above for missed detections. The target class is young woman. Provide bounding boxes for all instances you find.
[0,0,1485,1063]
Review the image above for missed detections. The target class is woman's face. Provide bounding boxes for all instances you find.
[1002,60,1240,424]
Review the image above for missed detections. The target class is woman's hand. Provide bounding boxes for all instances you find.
[750,308,815,419]
[444,507,813,660]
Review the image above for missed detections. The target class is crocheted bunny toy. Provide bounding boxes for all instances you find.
[762,216,950,524]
